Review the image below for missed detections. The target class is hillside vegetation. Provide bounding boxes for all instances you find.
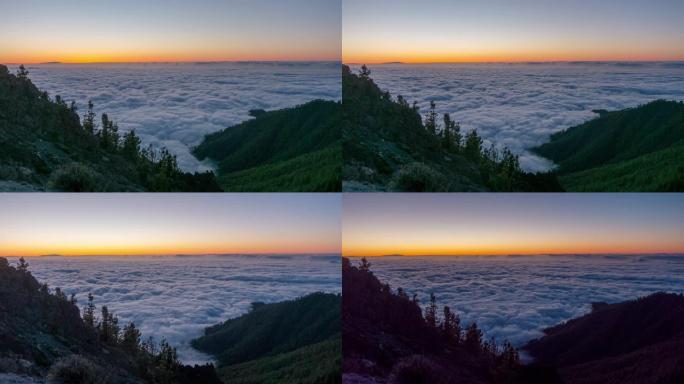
[525,292,684,384]
[0,64,221,192]
[341,258,560,384]
[193,100,341,191]
[192,292,340,384]
[342,65,562,192]
[533,100,684,191]
[0,257,222,384]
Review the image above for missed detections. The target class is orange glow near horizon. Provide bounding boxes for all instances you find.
[342,194,684,258]
[0,194,341,258]
[343,0,684,66]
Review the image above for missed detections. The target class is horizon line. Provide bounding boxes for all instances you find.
[3,59,342,66]
[345,252,684,258]
[1,252,342,258]
[343,59,684,65]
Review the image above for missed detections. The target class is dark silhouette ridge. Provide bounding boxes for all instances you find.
[525,292,684,384]
[342,64,563,192]
[0,257,222,383]
[532,99,684,191]
[193,99,342,192]
[341,258,557,384]
[192,293,341,384]
[0,64,221,192]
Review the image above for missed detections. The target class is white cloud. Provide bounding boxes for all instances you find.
[356,62,684,171]
[13,255,341,364]
[360,255,684,348]
[13,62,341,172]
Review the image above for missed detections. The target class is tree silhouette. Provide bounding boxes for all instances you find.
[16,65,29,81]
[359,65,371,80]
[16,257,29,273]
[464,129,483,162]
[83,293,96,327]
[122,130,142,161]
[425,293,438,327]
[424,101,438,135]
[359,257,371,272]
[465,323,484,352]
[122,322,142,353]
[82,100,96,134]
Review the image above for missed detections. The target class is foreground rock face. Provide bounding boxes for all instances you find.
[525,292,684,384]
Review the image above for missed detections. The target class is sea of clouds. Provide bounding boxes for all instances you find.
[11,62,341,172]
[351,255,684,356]
[354,62,684,171]
[11,255,341,364]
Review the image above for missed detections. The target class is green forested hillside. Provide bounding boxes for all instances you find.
[342,65,562,192]
[193,100,341,192]
[533,100,684,191]
[192,293,340,384]
[0,64,221,192]
[0,257,222,384]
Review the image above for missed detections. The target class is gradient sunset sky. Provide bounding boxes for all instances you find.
[0,0,341,64]
[344,0,684,63]
[343,194,684,257]
[0,194,341,257]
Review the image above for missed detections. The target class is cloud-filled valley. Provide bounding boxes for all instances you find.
[12,62,341,172]
[356,62,684,171]
[12,255,341,364]
[355,255,684,353]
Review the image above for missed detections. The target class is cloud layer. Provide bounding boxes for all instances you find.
[15,62,341,171]
[15,255,341,364]
[357,255,684,352]
[358,62,684,171]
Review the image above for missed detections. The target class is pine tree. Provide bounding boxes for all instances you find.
[83,293,96,327]
[82,101,96,134]
[359,257,371,272]
[465,323,483,352]
[122,322,142,353]
[425,293,438,327]
[16,257,29,273]
[359,65,371,80]
[442,113,453,151]
[424,101,438,135]
[464,129,483,162]
[122,130,142,161]
[16,65,29,81]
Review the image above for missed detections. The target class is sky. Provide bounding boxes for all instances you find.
[0,194,341,256]
[0,0,341,63]
[343,0,684,63]
[343,194,684,257]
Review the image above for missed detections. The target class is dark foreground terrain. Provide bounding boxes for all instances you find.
[0,257,221,383]
[342,257,684,384]
[0,257,342,384]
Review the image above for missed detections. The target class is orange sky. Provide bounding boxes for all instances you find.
[343,194,684,257]
[0,194,341,257]
[0,0,341,64]
[343,0,684,64]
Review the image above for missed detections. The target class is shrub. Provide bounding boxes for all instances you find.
[47,163,101,192]
[47,355,108,384]
[388,355,451,384]
[390,163,448,192]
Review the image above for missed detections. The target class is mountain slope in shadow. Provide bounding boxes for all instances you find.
[525,292,684,384]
